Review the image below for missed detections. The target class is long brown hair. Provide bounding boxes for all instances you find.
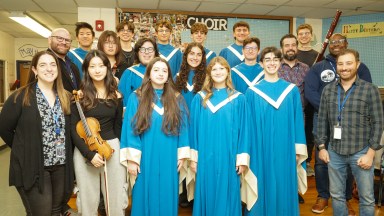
[97,30,124,66]
[175,42,206,93]
[202,56,235,107]
[80,50,119,111]
[133,57,184,135]
[13,51,71,114]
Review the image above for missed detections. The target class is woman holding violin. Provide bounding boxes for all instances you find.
[71,50,127,215]
[0,51,73,215]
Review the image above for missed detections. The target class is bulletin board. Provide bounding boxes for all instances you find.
[117,9,293,54]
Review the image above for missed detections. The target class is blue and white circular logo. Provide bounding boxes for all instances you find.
[320,69,336,82]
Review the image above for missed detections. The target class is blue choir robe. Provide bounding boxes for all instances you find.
[120,90,190,216]
[174,70,197,109]
[244,79,308,216]
[219,43,244,68]
[231,62,264,94]
[67,47,88,78]
[158,44,182,77]
[204,47,216,65]
[189,88,257,216]
[118,64,146,106]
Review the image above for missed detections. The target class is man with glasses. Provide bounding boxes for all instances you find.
[155,20,182,77]
[219,21,250,68]
[190,22,216,64]
[116,20,136,74]
[231,37,263,94]
[67,22,95,78]
[48,28,80,93]
[304,33,372,215]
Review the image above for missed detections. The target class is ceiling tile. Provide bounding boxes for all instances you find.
[33,0,77,13]
[76,0,117,8]
[300,8,348,19]
[232,4,276,15]
[360,2,384,11]
[204,0,245,3]
[267,6,314,17]
[159,1,200,11]
[196,2,240,13]
[0,0,43,12]
[118,0,159,9]
[244,0,290,5]
[285,0,334,7]
[324,0,377,10]
[50,13,78,25]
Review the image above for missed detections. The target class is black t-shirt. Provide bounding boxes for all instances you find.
[297,49,321,67]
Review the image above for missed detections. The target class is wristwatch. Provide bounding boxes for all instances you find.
[318,145,326,151]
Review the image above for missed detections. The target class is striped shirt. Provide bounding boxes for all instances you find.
[317,77,383,155]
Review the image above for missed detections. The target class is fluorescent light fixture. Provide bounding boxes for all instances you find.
[9,11,51,38]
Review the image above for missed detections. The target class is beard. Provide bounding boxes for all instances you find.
[283,51,297,61]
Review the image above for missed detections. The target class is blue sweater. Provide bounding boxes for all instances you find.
[304,54,372,111]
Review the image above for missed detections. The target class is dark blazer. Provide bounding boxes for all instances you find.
[0,85,74,198]
[47,48,81,92]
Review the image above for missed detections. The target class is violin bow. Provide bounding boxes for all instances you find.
[103,159,111,216]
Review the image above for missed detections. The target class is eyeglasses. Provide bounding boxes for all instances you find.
[298,32,311,36]
[158,29,171,33]
[329,39,346,45]
[51,35,72,44]
[119,29,133,33]
[244,46,258,52]
[104,41,117,46]
[139,47,155,53]
[140,29,150,33]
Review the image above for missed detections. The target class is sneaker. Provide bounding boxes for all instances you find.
[307,163,315,176]
[312,197,328,214]
[346,201,356,216]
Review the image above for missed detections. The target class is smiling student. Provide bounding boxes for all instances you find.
[190,56,254,216]
[245,47,307,216]
[120,57,190,216]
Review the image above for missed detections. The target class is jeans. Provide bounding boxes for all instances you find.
[313,112,353,200]
[17,165,66,216]
[328,146,375,216]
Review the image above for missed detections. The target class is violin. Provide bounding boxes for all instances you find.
[73,90,114,160]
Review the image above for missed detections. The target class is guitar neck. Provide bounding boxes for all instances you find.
[75,101,92,137]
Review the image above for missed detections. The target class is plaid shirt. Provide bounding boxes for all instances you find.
[278,60,310,110]
[316,77,383,155]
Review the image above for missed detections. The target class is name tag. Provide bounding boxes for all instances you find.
[334,125,342,140]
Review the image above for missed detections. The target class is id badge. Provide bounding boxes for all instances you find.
[56,140,65,158]
[334,125,342,139]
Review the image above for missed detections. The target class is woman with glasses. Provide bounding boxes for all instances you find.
[97,30,128,81]
[0,51,74,215]
[118,38,160,106]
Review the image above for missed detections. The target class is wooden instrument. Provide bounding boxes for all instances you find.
[73,90,114,160]
[314,10,342,64]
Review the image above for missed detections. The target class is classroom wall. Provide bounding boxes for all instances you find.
[0,31,15,99]
[322,13,384,87]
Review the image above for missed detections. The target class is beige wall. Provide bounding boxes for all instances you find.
[0,31,15,98]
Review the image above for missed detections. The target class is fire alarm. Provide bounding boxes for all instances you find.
[95,20,104,31]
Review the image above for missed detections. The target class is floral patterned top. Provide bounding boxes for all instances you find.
[36,85,66,166]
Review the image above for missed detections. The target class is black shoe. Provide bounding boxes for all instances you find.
[298,194,305,204]
[179,200,193,208]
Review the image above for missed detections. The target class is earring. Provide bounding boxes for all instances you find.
[35,74,38,79]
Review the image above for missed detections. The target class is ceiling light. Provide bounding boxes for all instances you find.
[9,11,51,38]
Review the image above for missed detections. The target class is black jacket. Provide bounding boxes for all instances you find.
[0,85,74,197]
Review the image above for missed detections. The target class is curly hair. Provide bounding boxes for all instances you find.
[175,42,206,93]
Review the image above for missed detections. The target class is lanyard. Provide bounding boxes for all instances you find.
[337,84,355,123]
[36,85,61,135]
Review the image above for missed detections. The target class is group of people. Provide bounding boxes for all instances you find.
[0,18,382,216]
